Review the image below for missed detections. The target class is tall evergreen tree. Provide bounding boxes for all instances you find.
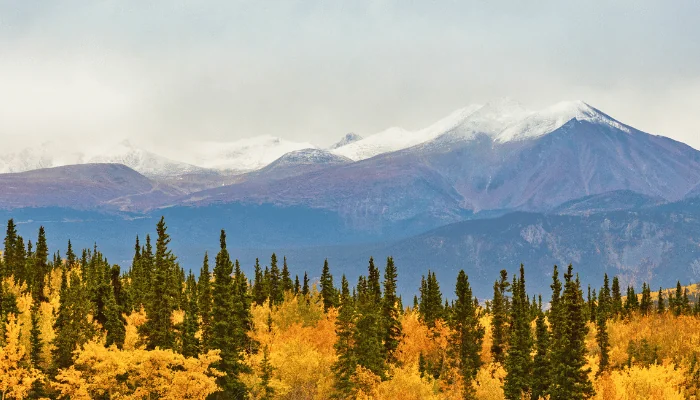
[29,301,43,369]
[611,277,622,317]
[639,283,652,315]
[491,269,511,364]
[268,253,283,306]
[382,257,402,364]
[504,265,532,400]
[452,270,484,399]
[181,272,200,358]
[532,296,550,400]
[549,266,594,400]
[332,275,357,399]
[657,287,666,314]
[141,217,177,350]
[320,259,337,311]
[596,275,611,377]
[294,275,301,295]
[302,272,310,297]
[253,258,267,306]
[418,271,444,328]
[32,226,49,301]
[210,230,249,398]
[260,345,275,400]
[672,281,684,316]
[198,252,213,351]
[281,256,293,294]
[624,286,639,315]
[354,260,386,379]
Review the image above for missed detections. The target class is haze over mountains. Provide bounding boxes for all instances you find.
[2,98,700,296]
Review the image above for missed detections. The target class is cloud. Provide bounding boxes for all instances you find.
[0,0,699,154]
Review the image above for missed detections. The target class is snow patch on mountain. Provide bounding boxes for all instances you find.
[189,135,317,172]
[332,104,482,160]
[87,140,204,177]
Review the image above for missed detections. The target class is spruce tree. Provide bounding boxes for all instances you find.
[141,217,177,350]
[281,256,293,294]
[639,283,652,315]
[382,257,402,364]
[253,258,267,306]
[30,301,43,369]
[354,261,386,379]
[596,275,611,377]
[532,296,550,400]
[320,259,336,311]
[302,272,310,297]
[268,253,283,306]
[549,266,594,400]
[504,265,532,400]
[624,286,639,316]
[491,269,511,364]
[32,226,49,301]
[181,272,200,358]
[232,259,256,353]
[260,345,275,400]
[294,275,301,294]
[210,230,248,398]
[673,281,683,316]
[418,271,444,328]
[198,252,213,351]
[452,270,484,399]
[332,275,357,399]
[657,287,665,314]
[611,277,622,317]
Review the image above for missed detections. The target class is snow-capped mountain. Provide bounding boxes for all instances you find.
[0,142,86,173]
[87,140,205,178]
[332,99,634,160]
[329,133,363,150]
[331,104,482,160]
[186,135,317,172]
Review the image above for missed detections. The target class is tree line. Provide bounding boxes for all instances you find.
[0,217,697,399]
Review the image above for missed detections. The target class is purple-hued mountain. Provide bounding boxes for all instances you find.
[177,100,700,232]
[0,164,181,210]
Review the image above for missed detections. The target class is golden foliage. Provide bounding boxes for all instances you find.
[593,364,686,400]
[0,314,43,400]
[53,341,222,399]
[123,307,148,351]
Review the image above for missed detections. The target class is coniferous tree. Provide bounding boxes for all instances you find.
[640,283,652,315]
[29,301,43,369]
[382,257,402,364]
[611,277,622,317]
[504,265,532,400]
[332,275,357,399]
[233,259,256,353]
[596,275,611,377]
[268,253,283,306]
[253,258,267,306]
[294,275,301,295]
[32,226,49,301]
[104,277,126,349]
[657,287,666,314]
[281,256,293,294]
[589,288,598,323]
[354,260,386,379]
[673,281,684,316]
[302,272,310,297]
[624,286,639,316]
[210,230,249,398]
[260,345,275,400]
[491,269,511,364]
[418,271,444,329]
[52,270,97,371]
[197,252,213,351]
[320,259,337,311]
[181,272,200,358]
[532,295,550,400]
[141,217,177,350]
[549,266,594,400]
[452,270,484,399]
[682,288,692,315]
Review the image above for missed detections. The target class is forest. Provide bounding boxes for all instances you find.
[1,217,699,400]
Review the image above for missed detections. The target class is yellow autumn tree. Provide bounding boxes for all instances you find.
[0,313,43,400]
[53,340,222,399]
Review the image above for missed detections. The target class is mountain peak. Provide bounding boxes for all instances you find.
[329,132,363,150]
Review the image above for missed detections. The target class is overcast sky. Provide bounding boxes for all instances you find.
[1,0,699,151]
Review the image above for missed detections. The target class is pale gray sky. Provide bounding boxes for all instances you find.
[1,0,699,151]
